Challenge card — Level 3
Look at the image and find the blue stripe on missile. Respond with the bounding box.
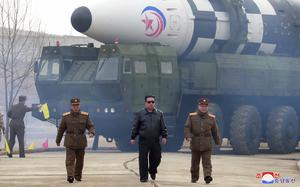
[241,43,261,55]
[208,39,227,52]
[210,0,226,12]
[264,0,297,55]
[243,0,260,14]
[261,15,280,44]
[182,0,217,58]
[182,0,198,58]
[194,11,216,38]
[142,6,166,29]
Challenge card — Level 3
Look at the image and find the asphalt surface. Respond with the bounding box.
[0,151,299,187]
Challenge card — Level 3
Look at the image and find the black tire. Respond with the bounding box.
[266,106,300,154]
[230,105,262,155]
[115,137,138,152]
[208,103,224,154]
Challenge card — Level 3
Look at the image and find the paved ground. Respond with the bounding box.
[0,151,299,187]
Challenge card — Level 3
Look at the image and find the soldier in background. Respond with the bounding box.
[7,96,37,158]
[184,98,221,184]
[56,98,95,183]
[0,112,4,148]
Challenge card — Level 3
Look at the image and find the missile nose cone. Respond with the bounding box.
[71,6,92,33]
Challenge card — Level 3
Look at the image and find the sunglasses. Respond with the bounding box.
[147,101,155,104]
[199,104,208,106]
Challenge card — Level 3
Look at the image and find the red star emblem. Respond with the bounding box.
[142,15,153,31]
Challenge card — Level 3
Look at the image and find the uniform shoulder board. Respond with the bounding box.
[62,112,71,117]
[81,111,89,116]
[189,112,197,116]
[208,113,216,118]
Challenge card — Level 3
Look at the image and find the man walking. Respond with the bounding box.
[7,96,37,158]
[184,98,221,184]
[130,95,168,183]
[56,98,95,183]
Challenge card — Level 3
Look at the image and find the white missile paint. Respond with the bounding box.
[71,0,300,59]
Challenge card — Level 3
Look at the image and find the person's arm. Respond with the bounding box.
[211,119,221,145]
[86,115,95,136]
[25,104,40,112]
[56,116,67,145]
[131,112,140,140]
[184,115,193,140]
[7,109,12,118]
[160,112,168,139]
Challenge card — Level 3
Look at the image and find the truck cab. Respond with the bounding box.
[33,43,182,151]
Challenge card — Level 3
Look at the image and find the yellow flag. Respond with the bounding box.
[3,136,10,154]
[41,103,50,120]
[28,142,35,150]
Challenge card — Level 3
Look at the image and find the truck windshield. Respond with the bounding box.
[95,57,119,81]
[38,58,60,81]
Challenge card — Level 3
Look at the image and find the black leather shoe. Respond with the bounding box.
[191,179,198,183]
[140,179,148,183]
[205,176,213,184]
[67,176,74,183]
[75,175,82,181]
[7,154,12,158]
[150,173,156,180]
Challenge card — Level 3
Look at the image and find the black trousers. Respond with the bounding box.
[9,124,25,157]
[138,138,162,180]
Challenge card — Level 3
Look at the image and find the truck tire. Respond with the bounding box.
[208,103,224,154]
[266,106,300,154]
[230,105,262,155]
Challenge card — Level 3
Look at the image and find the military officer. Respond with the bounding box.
[184,98,221,184]
[7,96,37,158]
[56,98,95,183]
[130,95,168,183]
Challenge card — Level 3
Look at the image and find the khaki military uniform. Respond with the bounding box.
[184,111,221,181]
[56,111,95,178]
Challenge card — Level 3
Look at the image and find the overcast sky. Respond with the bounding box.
[30,0,88,36]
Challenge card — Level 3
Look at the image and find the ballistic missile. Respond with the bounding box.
[71,0,300,59]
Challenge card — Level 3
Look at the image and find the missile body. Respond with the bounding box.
[71,0,300,59]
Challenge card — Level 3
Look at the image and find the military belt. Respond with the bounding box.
[66,132,84,135]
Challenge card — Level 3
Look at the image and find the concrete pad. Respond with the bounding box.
[0,152,299,187]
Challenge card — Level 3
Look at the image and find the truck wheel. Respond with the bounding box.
[115,137,138,152]
[208,103,224,154]
[230,105,262,155]
[266,106,300,154]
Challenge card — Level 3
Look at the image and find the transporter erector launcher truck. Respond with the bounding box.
[33,0,300,154]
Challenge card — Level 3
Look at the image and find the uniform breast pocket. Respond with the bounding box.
[203,123,212,136]
[191,119,201,135]
[78,120,86,132]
